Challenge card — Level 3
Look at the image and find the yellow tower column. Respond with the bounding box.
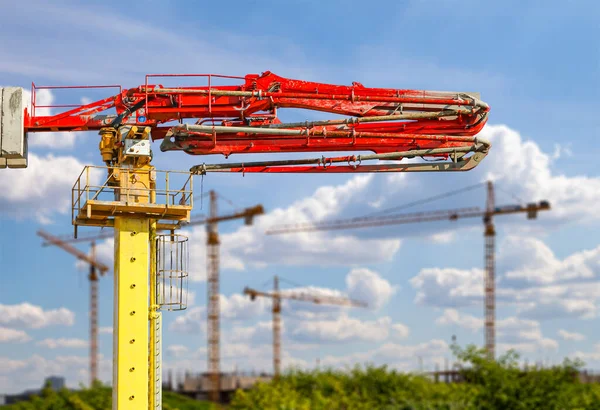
[113,217,150,409]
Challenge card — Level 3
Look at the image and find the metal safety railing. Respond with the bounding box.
[72,166,193,225]
[30,83,121,117]
[143,73,245,116]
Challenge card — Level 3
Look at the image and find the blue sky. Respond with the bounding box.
[1,0,599,393]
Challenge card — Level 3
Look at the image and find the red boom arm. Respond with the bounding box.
[25,72,490,174]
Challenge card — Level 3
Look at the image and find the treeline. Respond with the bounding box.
[231,345,600,410]
[0,382,213,410]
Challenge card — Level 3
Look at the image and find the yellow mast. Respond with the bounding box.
[73,125,192,409]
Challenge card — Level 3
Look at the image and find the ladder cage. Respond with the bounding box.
[156,234,189,311]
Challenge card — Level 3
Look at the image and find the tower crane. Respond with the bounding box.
[204,190,263,402]
[244,276,367,377]
[36,230,110,386]
[1,72,489,409]
[267,181,550,359]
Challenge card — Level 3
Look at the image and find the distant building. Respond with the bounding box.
[180,371,271,403]
[45,376,66,391]
[1,376,67,405]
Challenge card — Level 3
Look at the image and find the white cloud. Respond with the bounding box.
[99,327,112,334]
[185,175,402,276]
[411,267,483,308]
[0,354,111,394]
[0,327,31,343]
[573,344,600,364]
[435,309,482,332]
[517,298,597,321]
[221,293,270,320]
[346,268,397,310]
[428,232,457,244]
[434,309,559,354]
[319,339,449,371]
[411,237,600,321]
[169,306,205,334]
[392,323,410,340]
[20,88,85,149]
[558,329,586,342]
[501,236,600,285]
[0,153,102,223]
[37,338,88,349]
[186,290,197,307]
[169,292,271,334]
[0,357,28,373]
[75,237,113,273]
[0,303,74,329]
[227,321,274,344]
[218,123,600,273]
[291,315,392,343]
[166,345,189,358]
[496,317,558,354]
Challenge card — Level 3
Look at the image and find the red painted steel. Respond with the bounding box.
[24,72,490,172]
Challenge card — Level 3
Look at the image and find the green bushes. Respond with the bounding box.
[0,381,213,410]
[5,346,600,409]
[230,346,600,410]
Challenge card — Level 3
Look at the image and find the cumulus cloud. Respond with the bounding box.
[346,268,397,310]
[428,232,457,244]
[558,329,586,342]
[479,125,600,224]
[291,315,392,343]
[0,153,102,223]
[494,317,558,354]
[173,267,397,337]
[37,338,88,349]
[184,175,402,276]
[221,293,271,320]
[0,354,111,394]
[500,236,600,285]
[169,307,205,334]
[434,309,558,354]
[227,321,274,344]
[319,339,449,371]
[411,267,483,308]
[0,327,31,343]
[412,237,600,322]
[573,344,600,364]
[0,303,74,328]
[392,323,410,340]
[75,237,113,272]
[166,345,189,358]
[435,309,482,332]
[20,88,86,149]
[170,292,271,334]
[196,123,600,274]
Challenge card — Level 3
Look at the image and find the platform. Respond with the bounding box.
[72,166,193,229]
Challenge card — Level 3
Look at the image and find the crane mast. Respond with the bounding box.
[484,181,496,359]
[273,276,282,377]
[90,241,99,385]
[207,191,220,402]
[4,71,490,409]
[203,191,264,402]
[37,230,109,386]
[244,277,367,377]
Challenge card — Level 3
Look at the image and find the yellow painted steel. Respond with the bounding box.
[113,217,150,410]
[149,220,158,409]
